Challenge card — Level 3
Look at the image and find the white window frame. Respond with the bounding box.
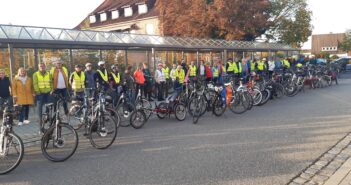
[124,6,133,17]
[100,12,107,22]
[111,10,119,19]
[138,4,148,14]
[89,15,96,23]
[146,23,154,35]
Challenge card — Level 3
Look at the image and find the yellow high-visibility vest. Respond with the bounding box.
[213,68,219,77]
[72,71,85,90]
[189,65,197,77]
[233,62,242,74]
[97,69,108,82]
[227,62,235,72]
[35,71,51,90]
[175,69,185,84]
[283,60,291,68]
[112,72,120,84]
[162,67,170,79]
[257,61,265,71]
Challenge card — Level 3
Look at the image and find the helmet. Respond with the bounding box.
[111,64,117,69]
[98,61,105,66]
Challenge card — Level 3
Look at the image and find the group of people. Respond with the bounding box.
[0,56,295,131]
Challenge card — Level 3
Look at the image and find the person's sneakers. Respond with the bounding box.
[24,120,30,124]
[18,122,23,126]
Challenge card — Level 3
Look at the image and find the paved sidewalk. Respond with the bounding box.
[324,154,351,185]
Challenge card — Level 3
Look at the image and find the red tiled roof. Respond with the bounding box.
[76,0,158,29]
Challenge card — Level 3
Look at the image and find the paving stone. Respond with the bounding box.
[305,168,320,175]
[310,164,324,170]
[310,175,329,184]
[293,177,309,184]
[288,182,300,185]
[324,164,340,171]
[334,155,349,163]
[340,148,351,155]
[300,172,314,180]
[315,161,329,167]
[305,181,318,185]
[317,169,335,177]
[328,149,342,155]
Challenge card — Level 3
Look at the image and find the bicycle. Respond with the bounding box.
[0,98,24,175]
[130,90,187,129]
[68,89,119,149]
[41,94,78,162]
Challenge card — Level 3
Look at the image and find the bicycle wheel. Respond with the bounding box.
[251,89,262,106]
[213,96,226,117]
[229,92,248,114]
[174,103,187,121]
[68,104,84,130]
[156,102,168,119]
[41,123,78,162]
[259,89,271,106]
[117,102,135,127]
[130,110,147,129]
[187,96,206,117]
[192,99,201,124]
[89,112,118,149]
[245,91,254,110]
[135,98,152,120]
[0,132,24,175]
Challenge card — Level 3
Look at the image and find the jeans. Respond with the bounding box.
[19,105,29,122]
[53,88,69,114]
[156,82,165,100]
[36,93,51,125]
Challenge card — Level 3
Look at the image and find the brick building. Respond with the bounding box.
[311,33,351,56]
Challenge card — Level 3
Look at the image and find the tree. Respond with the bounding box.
[265,0,312,47]
[339,32,351,52]
[156,0,313,46]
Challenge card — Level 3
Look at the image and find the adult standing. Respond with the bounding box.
[69,64,86,98]
[123,66,135,101]
[268,58,276,79]
[188,61,197,83]
[155,63,166,101]
[142,63,153,101]
[0,69,12,107]
[162,62,170,98]
[12,68,35,126]
[109,64,122,105]
[134,64,145,100]
[50,59,69,115]
[198,60,206,83]
[84,63,95,97]
[33,62,52,133]
[226,58,235,80]
[94,61,110,91]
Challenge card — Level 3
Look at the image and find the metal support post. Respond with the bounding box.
[124,50,128,67]
[8,44,14,81]
[69,49,73,71]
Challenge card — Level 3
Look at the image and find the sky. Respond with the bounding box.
[0,0,350,49]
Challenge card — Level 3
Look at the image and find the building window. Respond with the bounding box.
[124,6,133,17]
[138,4,148,14]
[111,10,119,19]
[89,15,96,23]
[146,24,154,35]
[100,12,107,22]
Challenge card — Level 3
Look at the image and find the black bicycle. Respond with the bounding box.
[41,94,78,162]
[0,98,24,174]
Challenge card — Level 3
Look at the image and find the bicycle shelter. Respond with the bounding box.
[0,24,299,79]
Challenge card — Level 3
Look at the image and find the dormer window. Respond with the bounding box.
[123,6,133,17]
[89,15,96,23]
[138,4,148,14]
[111,10,119,19]
[100,12,107,22]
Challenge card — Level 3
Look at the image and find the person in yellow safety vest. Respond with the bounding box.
[226,58,235,77]
[250,59,257,75]
[69,64,86,97]
[187,61,197,83]
[212,63,219,83]
[50,59,69,115]
[94,61,109,91]
[108,64,121,105]
[257,59,266,76]
[283,58,291,68]
[174,65,185,92]
[162,62,171,98]
[33,62,52,133]
[234,59,243,75]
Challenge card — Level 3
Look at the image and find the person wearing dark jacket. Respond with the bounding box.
[123,66,135,101]
[142,63,153,101]
[84,63,95,97]
[94,61,109,91]
[0,69,12,107]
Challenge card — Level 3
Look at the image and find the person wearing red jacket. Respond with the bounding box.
[205,62,212,84]
[133,64,145,100]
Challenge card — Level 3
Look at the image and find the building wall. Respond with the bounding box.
[87,17,160,35]
[311,33,346,55]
